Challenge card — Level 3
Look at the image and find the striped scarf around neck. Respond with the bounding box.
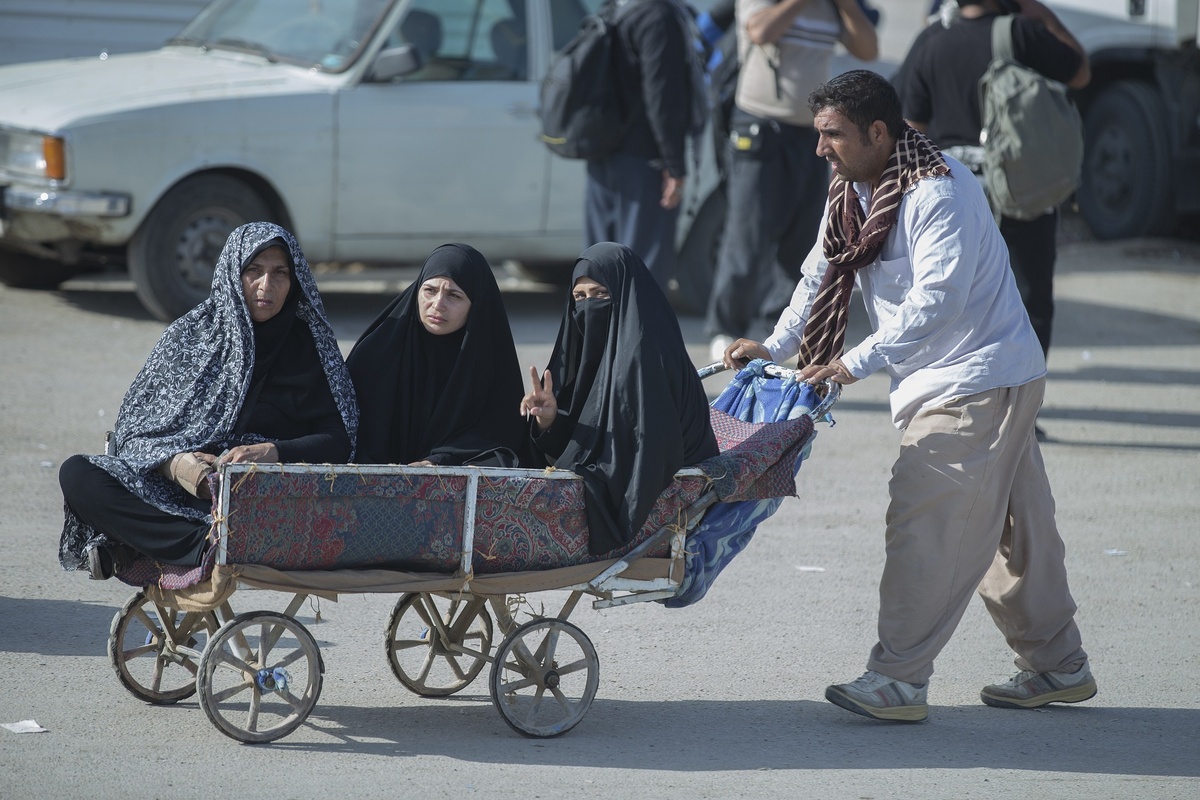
[797,125,949,368]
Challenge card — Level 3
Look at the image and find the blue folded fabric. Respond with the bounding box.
[666,360,825,607]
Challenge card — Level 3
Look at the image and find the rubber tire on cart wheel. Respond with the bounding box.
[1078,81,1176,240]
[673,188,726,316]
[128,174,273,321]
[0,250,85,289]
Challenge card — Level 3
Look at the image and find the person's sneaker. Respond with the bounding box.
[825,670,929,722]
[981,663,1097,709]
[709,334,734,364]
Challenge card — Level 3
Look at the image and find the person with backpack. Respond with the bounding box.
[718,69,1095,723]
[894,0,1090,441]
[704,0,877,363]
[578,0,707,292]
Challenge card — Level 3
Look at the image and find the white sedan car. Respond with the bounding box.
[2,0,716,320]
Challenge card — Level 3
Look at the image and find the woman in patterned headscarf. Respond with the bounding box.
[520,242,718,555]
[58,222,359,580]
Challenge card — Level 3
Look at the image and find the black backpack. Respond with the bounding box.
[538,1,640,160]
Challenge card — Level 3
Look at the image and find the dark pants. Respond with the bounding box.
[1000,210,1057,356]
[59,455,209,566]
[706,110,826,340]
[585,151,678,291]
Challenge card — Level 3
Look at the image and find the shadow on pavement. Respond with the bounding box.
[1047,365,1200,387]
[55,287,157,322]
[0,596,119,657]
[831,397,1200,451]
[1057,237,1200,276]
[1052,298,1200,349]
[252,697,1198,778]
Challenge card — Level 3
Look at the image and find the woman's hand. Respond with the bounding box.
[161,451,217,500]
[520,366,558,432]
[217,442,280,464]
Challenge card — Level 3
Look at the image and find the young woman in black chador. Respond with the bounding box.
[58,222,358,579]
[346,243,531,467]
[521,242,718,554]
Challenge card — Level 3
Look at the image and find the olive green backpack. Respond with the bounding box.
[979,15,1083,220]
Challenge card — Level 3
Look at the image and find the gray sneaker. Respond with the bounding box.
[981,663,1097,709]
[825,670,929,722]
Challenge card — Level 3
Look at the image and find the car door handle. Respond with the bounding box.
[507,102,536,117]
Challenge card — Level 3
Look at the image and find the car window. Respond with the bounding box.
[177,0,392,71]
[386,0,529,81]
[548,0,602,52]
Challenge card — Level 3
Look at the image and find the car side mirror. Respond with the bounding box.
[367,44,422,82]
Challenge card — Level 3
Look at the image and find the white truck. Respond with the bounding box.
[1048,0,1200,238]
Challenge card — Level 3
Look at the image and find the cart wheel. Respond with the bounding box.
[385,592,493,697]
[488,618,599,738]
[108,591,217,704]
[197,611,323,743]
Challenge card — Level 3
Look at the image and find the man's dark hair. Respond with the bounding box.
[808,69,905,139]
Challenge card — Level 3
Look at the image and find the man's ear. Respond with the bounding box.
[869,119,889,144]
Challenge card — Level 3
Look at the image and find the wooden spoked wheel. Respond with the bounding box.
[488,618,599,737]
[197,611,323,743]
[108,591,217,704]
[385,592,493,697]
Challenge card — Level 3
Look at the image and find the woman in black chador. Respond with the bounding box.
[58,222,358,579]
[521,242,718,554]
[346,243,531,467]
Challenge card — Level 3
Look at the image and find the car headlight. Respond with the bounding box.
[0,129,66,182]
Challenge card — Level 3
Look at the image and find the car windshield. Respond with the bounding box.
[171,0,395,71]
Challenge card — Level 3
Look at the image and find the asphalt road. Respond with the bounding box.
[1,224,1198,799]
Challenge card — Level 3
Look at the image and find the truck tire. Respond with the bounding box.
[673,188,726,316]
[128,175,274,321]
[0,250,84,289]
[1078,81,1176,240]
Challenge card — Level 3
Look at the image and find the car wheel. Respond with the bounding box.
[673,187,727,316]
[1078,81,1176,240]
[0,250,85,289]
[128,175,274,321]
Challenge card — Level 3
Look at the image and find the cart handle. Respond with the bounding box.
[697,361,841,421]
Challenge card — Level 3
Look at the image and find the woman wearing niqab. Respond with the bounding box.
[521,242,718,554]
[346,243,531,467]
[58,222,358,578]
